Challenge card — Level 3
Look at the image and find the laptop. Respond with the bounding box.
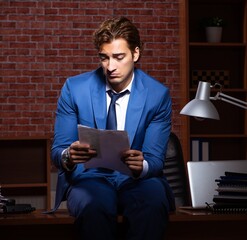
[186,160,247,209]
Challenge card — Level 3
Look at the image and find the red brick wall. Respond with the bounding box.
[0,0,182,138]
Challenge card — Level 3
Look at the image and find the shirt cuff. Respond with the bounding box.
[139,159,149,178]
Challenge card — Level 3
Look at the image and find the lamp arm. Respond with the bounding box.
[210,92,247,110]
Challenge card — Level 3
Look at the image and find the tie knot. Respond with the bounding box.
[107,90,128,104]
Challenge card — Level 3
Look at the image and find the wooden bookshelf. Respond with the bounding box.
[0,136,51,210]
[179,0,247,162]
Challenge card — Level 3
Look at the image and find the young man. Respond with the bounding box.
[51,17,175,240]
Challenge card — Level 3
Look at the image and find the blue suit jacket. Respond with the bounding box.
[51,67,172,211]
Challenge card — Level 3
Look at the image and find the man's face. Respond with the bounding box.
[98,38,140,92]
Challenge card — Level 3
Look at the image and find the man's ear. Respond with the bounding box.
[133,47,140,62]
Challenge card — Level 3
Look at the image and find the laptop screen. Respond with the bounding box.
[187,160,247,208]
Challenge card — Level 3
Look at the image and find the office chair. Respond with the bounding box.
[163,132,189,207]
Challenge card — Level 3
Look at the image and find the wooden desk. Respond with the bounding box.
[0,210,78,240]
[1,209,247,240]
[166,210,247,240]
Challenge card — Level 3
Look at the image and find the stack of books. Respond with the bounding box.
[213,171,247,213]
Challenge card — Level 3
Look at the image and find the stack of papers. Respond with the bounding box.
[78,125,132,176]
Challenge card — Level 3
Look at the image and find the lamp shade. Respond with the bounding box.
[180,81,220,120]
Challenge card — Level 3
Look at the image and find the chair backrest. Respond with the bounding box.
[163,132,189,207]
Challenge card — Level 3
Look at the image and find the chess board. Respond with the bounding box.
[191,70,230,88]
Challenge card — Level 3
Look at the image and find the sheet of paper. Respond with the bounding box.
[78,125,132,176]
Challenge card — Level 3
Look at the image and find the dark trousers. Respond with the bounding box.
[66,171,173,240]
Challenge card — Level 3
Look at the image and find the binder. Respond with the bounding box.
[190,139,210,161]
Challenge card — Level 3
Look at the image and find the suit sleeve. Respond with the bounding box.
[142,87,172,178]
[51,79,79,170]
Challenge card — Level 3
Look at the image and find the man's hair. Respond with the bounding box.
[93,17,143,55]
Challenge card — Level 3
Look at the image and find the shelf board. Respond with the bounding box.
[189,88,247,92]
[1,183,48,188]
[0,135,52,141]
[189,42,246,47]
[190,134,247,138]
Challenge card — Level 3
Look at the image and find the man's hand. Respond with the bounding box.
[67,141,97,166]
[122,149,144,177]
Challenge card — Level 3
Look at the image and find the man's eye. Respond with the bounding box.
[116,55,124,61]
[99,55,108,61]
[117,56,124,61]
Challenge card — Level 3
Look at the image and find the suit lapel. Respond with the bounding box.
[125,72,147,146]
[91,71,107,129]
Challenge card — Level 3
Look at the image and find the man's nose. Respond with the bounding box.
[107,58,116,72]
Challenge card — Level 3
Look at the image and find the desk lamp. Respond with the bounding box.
[180,81,247,120]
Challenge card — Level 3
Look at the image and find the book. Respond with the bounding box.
[202,141,209,161]
[215,178,247,186]
[216,186,247,193]
[191,139,200,161]
[213,194,247,203]
[212,203,247,213]
[224,171,247,178]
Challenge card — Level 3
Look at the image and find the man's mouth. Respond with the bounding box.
[108,74,119,79]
